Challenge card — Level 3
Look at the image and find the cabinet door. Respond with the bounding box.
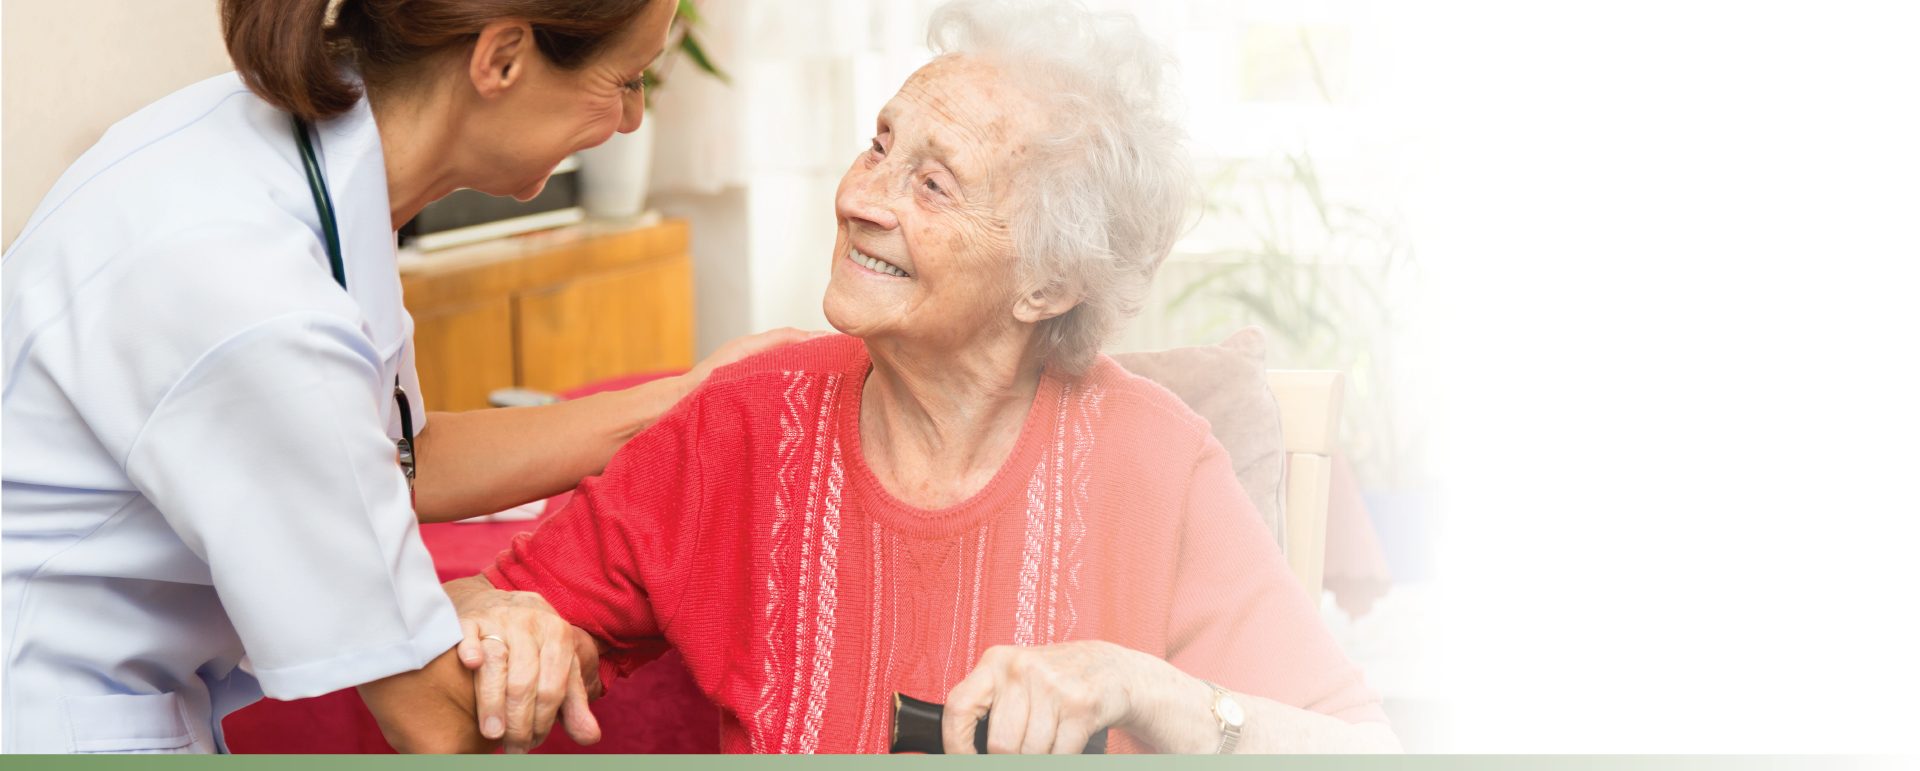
[411,299,517,412]
[515,256,695,393]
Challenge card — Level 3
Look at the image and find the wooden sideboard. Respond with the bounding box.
[399,218,695,412]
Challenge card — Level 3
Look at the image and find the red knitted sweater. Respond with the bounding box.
[485,335,1384,753]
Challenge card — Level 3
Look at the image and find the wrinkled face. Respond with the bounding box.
[469,0,676,200]
[823,56,1047,348]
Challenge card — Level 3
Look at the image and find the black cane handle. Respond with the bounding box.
[889,692,1109,754]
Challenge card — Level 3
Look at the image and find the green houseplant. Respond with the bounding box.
[1158,21,1423,493]
[1166,150,1419,490]
[642,0,729,105]
[578,0,729,218]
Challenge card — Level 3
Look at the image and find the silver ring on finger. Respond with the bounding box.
[480,634,509,651]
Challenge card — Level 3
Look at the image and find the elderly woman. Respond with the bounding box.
[371,0,1399,754]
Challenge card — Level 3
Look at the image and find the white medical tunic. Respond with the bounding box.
[2,73,460,753]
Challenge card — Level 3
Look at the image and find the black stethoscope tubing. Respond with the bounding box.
[292,115,416,493]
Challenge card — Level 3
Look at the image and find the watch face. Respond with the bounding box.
[1219,695,1246,726]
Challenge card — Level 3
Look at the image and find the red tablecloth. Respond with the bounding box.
[223,372,721,754]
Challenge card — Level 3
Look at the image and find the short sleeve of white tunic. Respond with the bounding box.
[0,72,460,702]
[122,308,456,697]
[87,213,456,697]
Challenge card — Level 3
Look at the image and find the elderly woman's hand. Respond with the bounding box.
[947,641,1402,755]
[943,640,1154,754]
[446,576,602,753]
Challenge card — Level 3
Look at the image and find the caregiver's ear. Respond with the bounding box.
[468,20,535,97]
[1013,282,1080,324]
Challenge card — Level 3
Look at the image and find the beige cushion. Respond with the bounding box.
[1112,327,1284,537]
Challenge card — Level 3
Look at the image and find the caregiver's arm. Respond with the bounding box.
[359,647,496,754]
[447,575,604,753]
[359,577,602,754]
[411,328,814,523]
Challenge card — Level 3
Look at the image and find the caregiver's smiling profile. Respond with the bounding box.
[1,0,802,755]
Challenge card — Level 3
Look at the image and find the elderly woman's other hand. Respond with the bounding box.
[445,576,602,753]
[945,639,1404,754]
[942,640,1152,754]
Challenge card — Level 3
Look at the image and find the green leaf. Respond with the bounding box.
[1285,153,1335,232]
[677,0,703,26]
[679,32,729,84]
[1223,287,1286,331]
[1297,26,1337,104]
[641,68,663,109]
[1168,145,1420,489]
[1165,262,1251,311]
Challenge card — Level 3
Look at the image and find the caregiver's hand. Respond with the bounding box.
[447,576,602,753]
[682,327,829,386]
[943,640,1153,754]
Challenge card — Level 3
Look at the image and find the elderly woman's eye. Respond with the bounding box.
[923,177,944,195]
[869,138,885,156]
[621,78,643,94]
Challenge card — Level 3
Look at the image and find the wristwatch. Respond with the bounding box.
[1203,680,1244,754]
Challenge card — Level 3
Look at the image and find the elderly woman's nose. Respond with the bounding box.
[836,170,901,231]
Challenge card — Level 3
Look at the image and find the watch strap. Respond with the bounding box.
[1203,681,1241,754]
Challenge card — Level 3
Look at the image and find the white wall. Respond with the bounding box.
[2,0,232,248]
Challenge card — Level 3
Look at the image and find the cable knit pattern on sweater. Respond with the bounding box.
[486,335,1384,753]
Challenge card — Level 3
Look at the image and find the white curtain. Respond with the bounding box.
[649,0,1409,353]
[649,0,942,347]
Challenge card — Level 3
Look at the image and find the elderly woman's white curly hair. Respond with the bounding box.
[928,0,1196,374]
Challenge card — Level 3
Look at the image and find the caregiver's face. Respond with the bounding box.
[470,0,677,201]
[823,56,1042,345]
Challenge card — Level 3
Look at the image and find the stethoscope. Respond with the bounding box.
[293,116,417,493]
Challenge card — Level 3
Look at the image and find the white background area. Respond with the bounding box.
[1378,0,1920,752]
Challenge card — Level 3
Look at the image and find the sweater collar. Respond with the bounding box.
[837,343,1070,540]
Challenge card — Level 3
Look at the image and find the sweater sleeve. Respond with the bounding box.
[1165,435,1388,724]
[483,390,712,676]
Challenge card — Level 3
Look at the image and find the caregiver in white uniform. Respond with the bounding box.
[2,0,796,754]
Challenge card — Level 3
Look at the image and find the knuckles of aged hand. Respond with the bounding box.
[454,587,596,752]
[572,627,606,699]
[949,640,1140,754]
[463,588,558,618]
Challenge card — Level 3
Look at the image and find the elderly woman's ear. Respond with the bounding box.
[1013,283,1081,324]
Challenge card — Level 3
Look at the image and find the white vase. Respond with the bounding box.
[576,118,657,219]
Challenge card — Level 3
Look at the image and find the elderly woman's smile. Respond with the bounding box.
[847,244,911,278]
